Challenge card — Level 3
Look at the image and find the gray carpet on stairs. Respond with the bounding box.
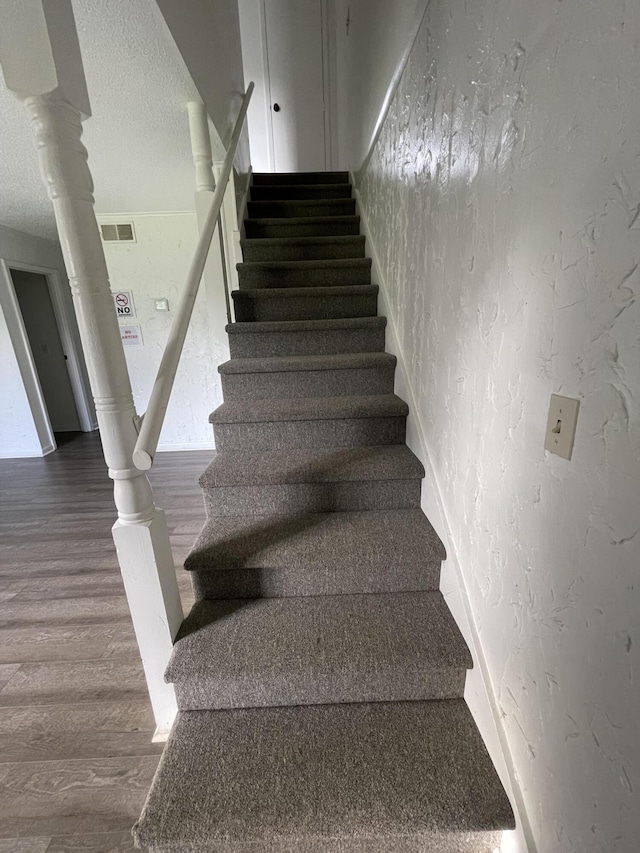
[133,700,514,852]
[232,283,378,322]
[210,394,409,451]
[167,590,471,709]
[237,258,372,289]
[244,214,361,239]
[240,234,366,262]
[186,508,445,599]
[134,171,515,852]
[226,316,386,358]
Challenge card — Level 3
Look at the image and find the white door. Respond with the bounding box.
[264,0,327,172]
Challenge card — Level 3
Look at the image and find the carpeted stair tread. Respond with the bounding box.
[219,350,394,375]
[232,284,377,300]
[250,183,353,200]
[237,258,372,290]
[210,394,408,425]
[248,199,356,219]
[185,508,445,598]
[199,445,424,488]
[226,317,386,358]
[187,507,445,569]
[244,214,361,239]
[165,591,472,709]
[253,171,350,185]
[132,699,515,851]
[226,316,385,336]
[238,258,370,270]
[240,235,366,262]
[232,284,378,322]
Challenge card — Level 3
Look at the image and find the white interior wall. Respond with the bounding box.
[353,0,640,851]
[154,0,248,169]
[99,212,222,452]
[332,0,428,170]
[0,224,93,457]
[0,295,40,458]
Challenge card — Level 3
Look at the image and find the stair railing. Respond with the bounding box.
[133,82,254,472]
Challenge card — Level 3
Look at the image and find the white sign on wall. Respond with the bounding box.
[120,324,143,346]
[113,290,136,318]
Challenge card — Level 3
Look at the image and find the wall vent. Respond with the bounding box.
[100,222,136,243]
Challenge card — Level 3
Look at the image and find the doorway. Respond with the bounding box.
[240,0,335,173]
[10,269,81,436]
[0,259,95,457]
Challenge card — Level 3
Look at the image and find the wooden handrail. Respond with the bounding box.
[133,83,254,471]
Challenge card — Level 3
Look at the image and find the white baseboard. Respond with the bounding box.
[156,441,215,453]
[0,447,47,458]
[352,177,534,853]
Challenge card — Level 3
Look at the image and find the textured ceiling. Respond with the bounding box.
[0,0,204,241]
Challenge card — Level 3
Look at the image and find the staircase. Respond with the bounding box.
[133,172,515,852]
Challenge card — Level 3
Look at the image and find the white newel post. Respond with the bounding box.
[0,3,182,735]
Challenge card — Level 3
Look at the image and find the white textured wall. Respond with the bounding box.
[357,1,640,851]
[0,295,40,457]
[100,213,221,451]
[155,0,248,169]
[333,0,428,170]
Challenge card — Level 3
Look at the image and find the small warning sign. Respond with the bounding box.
[113,290,136,318]
[120,324,143,346]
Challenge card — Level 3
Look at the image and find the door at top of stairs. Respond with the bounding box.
[243,0,329,172]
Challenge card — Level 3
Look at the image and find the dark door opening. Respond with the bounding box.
[10,268,81,439]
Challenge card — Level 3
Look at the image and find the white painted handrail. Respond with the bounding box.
[133,83,254,471]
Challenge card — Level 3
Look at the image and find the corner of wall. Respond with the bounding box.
[352,175,534,853]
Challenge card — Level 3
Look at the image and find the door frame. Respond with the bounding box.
[0,259,96,454]
[243,0,337,172]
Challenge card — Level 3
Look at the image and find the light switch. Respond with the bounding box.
[544,394,580,460]
[155,298,169,312]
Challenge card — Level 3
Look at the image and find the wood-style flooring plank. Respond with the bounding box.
[0,701,162,762]
[0,659,149,707]
[0,433,211,851]
[0,624,136,664]
[46,831,137,852]
[0,838,51,852]
[0,755,159,838]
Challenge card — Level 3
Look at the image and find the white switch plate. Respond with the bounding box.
[544,394,580,460]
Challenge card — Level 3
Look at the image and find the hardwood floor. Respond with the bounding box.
[0,432,212,852]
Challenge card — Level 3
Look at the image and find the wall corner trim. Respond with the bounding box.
[352,175,536,853]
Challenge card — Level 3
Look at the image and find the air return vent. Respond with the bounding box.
[100,222,136,242]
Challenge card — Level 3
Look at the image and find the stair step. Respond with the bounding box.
[252,170,350,185]
[233,284,378,322]
[241,234,366,262]
[186,507,445,599]
[133,700,514,851]
[210,394,408,451]
[237,258,372,289]
[251,183,353,200]
[166,591,471,710]
[199,445,423,516]
[227,316,386,358]
[245,214,361,239]
[248,198,356,219]
[218,351,395,400]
